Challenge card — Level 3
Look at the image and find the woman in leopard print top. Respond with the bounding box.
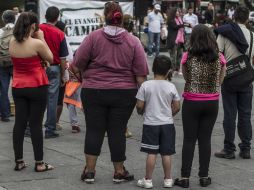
[174,24,226,188]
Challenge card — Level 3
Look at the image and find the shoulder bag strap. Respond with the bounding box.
[248,30,253,59]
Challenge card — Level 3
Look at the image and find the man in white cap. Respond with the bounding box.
[147,3,164,57]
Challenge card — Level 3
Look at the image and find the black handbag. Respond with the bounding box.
[223,30,254,92]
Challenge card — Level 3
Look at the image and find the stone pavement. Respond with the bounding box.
[1,55,254,190]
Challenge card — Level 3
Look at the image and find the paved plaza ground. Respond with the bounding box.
[1,55,254,190]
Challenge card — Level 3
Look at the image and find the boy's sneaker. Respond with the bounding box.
[81,169,95,184]
[164,178,173,188]
[125,129,132,138]
[137,178,153,189]
[113,167,134,183]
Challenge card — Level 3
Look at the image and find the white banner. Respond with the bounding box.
[39,0,134,50]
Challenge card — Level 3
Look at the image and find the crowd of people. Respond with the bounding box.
[0,1,253,189]
[145,3,237,75]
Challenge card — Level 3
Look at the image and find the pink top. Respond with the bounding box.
[181,52,227,101]
[72,28,149,89]
[12,56,49,88]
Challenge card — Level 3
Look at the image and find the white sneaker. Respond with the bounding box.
[137,178,153,189]
[164,178,173,188]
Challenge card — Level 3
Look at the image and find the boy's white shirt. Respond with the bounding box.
[136,80,180,125]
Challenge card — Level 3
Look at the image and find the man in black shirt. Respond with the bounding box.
[205,3,214,24]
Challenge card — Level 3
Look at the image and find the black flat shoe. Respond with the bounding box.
[214,149,235,159]
[174,178,189,188]
[239,150,251,159]
[200,177,211,187]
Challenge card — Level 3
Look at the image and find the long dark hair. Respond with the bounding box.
[189,24,219,63]
[13,12,39,43]
[123,14,134,32]
[167,8,177,25]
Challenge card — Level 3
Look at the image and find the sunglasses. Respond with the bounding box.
[105,1,119,8]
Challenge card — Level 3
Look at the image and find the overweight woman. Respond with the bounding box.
[71,2,148,184]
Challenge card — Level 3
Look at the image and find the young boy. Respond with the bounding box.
[136,55,181,188]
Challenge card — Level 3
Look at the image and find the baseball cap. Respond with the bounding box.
[154,4,161,11]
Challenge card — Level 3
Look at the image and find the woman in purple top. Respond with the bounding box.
[71,2,148,184]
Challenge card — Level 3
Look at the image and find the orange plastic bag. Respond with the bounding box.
[65,81,81,97]
[64,97,82,108]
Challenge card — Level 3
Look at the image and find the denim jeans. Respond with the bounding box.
[148,32,160,56]
[0,66,12,119]
[67,87,81,126]
[222,83,253,153]
[45,65,60,133]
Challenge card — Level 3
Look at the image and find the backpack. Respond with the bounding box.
[0,26,13,67]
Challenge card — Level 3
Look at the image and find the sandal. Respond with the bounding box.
[34,162,54,172]
[14,160,28,171]
[72,125,81,133]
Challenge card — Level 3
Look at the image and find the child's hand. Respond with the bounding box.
[172,100,180,116]
[136,107,144,115]
[136,100,145,115]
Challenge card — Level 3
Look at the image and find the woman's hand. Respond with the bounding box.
[33,29,44,40]
[41,60,50,68]
[136,76,147,87]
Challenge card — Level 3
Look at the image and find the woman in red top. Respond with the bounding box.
[9,12,54,172]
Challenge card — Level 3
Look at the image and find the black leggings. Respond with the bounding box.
[181,100,218,178]
[81,88,137,162]
[12,86,48,161]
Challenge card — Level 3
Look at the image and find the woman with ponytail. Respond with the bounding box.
[9,12,54,172]
[71,2,149,184]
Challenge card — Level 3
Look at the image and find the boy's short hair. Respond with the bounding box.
[45,6,60,23]
[152,55,172,80]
